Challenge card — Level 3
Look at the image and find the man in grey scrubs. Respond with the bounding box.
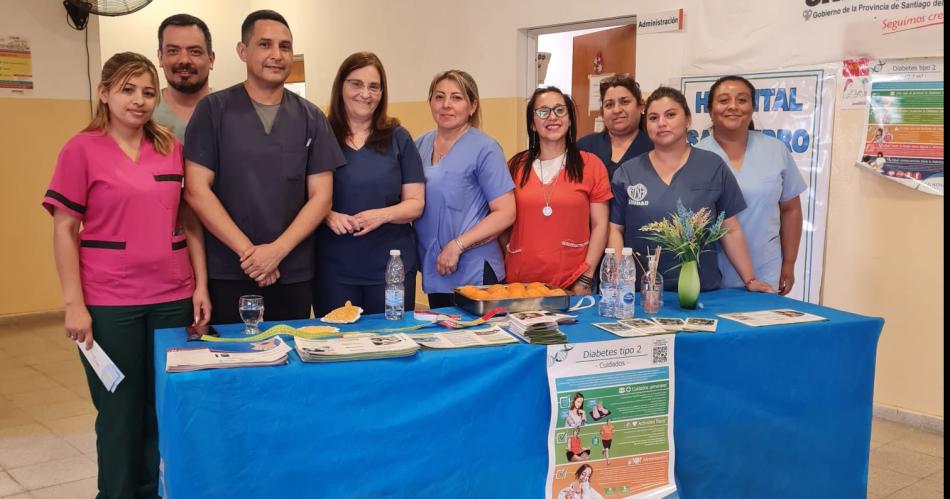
[153,14,215,140]
[183,10,345,323]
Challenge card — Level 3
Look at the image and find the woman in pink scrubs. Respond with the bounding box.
[42,52,209,499]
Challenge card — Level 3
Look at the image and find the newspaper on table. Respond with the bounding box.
[295,333,419,362]
[717,309,827,327]
[505,310,570,345]
[77,340,124,392]
[407,325,518,349]
[166,336,291,372]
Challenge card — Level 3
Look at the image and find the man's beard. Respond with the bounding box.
[168,70,209,94]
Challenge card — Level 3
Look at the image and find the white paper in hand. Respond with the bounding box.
[76,340,125,393]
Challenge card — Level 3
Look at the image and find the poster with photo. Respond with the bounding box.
[545,337,676,499]
[855,57,943,196]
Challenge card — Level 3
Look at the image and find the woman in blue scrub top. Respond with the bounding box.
[696,76,806,295]
[578,75,653,180]
[414,70,516,308]
[313,52,426,315]
[607,87,774,293]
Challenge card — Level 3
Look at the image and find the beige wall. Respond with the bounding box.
[823,108,944,418]
[1,1,101,316]
[83,0,950,420]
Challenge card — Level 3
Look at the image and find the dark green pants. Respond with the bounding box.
[80,298,192,499]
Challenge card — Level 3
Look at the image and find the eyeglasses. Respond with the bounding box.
[345,79,382,95]
[534,105,568,119]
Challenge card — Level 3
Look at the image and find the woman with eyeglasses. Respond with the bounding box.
[578,75,653,180]
[414,70,515,309]
[695,76,806,295]
[503,87,610,295]
[313,52,426,315]
[608,87,774,294]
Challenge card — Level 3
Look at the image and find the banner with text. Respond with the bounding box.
[681,67,836,304]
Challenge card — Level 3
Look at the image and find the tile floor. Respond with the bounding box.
[0,314,944,498]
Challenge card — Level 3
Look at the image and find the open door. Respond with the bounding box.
[571,25,636,137]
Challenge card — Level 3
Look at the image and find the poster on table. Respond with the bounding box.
[680,66,835,304]
[545,336,676,499]
[855,57,943,196]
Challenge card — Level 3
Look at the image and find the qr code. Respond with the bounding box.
[652,340,668,364]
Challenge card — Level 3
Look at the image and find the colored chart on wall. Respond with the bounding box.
[855,57,943,196]
[0,35,32,94]
[681,66,836,304]
[545,337,676,499]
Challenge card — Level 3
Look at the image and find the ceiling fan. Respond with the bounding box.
[64,0,154,30]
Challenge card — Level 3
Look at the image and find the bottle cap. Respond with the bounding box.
[390,249,401,256]
[604,248,616,254]
[621,247,633,256]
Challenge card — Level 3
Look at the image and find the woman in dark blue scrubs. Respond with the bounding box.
[578,75,653,180]
[313,52,425,315]
[607,87,774,294]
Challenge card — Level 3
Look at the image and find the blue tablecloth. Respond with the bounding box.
[154,289,882,498]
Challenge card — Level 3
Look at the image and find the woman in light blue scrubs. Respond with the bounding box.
[696,76,806,295]
[414,70,516,308]
[314,52,425,315]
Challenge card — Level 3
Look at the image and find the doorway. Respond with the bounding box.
[528,17,638,139]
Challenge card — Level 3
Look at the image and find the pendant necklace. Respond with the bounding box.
[538,155,565,217]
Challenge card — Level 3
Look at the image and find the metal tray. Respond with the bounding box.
[452,285,570,315]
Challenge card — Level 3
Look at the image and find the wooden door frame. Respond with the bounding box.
[518,15,639,148]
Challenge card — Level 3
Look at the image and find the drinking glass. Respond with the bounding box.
[238,295,264,335]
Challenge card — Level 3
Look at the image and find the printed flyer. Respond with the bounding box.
[856,57,944,196]
[546,337,676,499]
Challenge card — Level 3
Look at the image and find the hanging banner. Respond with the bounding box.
[681,66,835,304]
[545,336,676,499]
[855,57,943,196]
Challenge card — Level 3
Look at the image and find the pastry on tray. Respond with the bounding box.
[321,300,363,324]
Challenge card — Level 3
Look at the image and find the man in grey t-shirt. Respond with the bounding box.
[154,14,215,141]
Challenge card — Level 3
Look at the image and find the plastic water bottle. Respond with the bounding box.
[385,249,405,320]
[599,248,618,318]
[616,247,637,319]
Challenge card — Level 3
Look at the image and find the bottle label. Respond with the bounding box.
[622,291,636,304]
[385,289,403,305]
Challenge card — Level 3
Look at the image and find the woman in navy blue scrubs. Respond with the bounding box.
[313,52,425,315]
[578,75,653,180]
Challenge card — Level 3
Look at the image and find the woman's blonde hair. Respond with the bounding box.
[427,69,481,128]
[84,52,175,155]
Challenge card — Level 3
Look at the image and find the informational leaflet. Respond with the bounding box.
[295,333,419,362]
[407,326,517,349]
[856,57,944,196]
[718,309,827,327]
[77,340,124,392]
[546,336,676,499]
[166,337,291,372]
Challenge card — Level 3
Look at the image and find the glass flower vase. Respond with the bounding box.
[677,260,700,309]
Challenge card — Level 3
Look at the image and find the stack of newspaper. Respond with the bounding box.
[295,333,419,362]
[166,337,292,372]
[505,311,568,344]
[407,325,518,349]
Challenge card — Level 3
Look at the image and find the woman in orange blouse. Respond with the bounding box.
[503,87,611,294]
